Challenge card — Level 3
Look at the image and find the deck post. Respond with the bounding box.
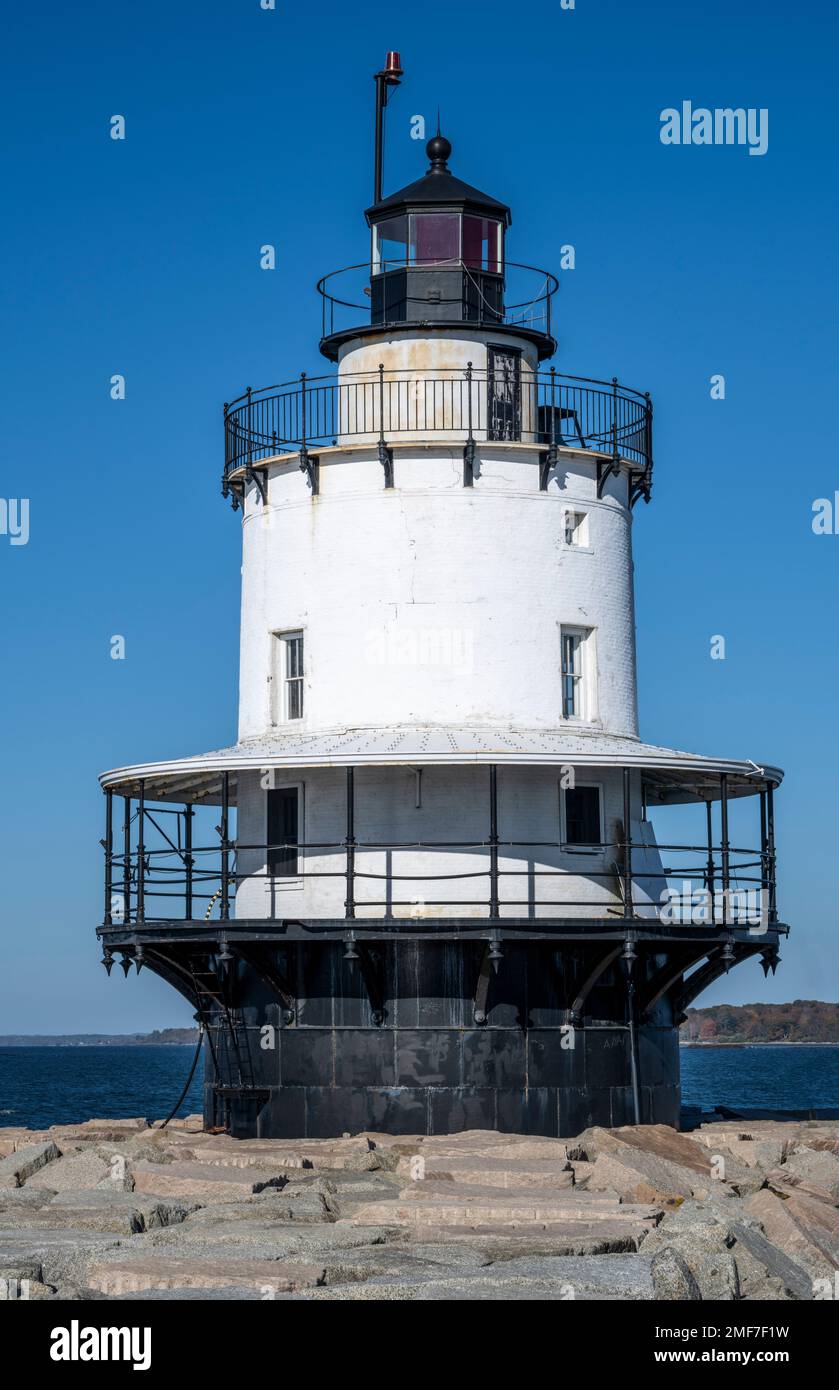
[767,781,777,924]
[184,803,194,920]
[122,796,131,924]
[104,790,113,926]
[489,764,500,917]
[622,767,633,919]
[705,797,715,904]
[136,779,145,923]
[220,772,230,921]
[720,772,730,927]
[344,767,356,919]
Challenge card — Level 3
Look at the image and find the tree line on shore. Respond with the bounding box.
[680,1000,839,1044]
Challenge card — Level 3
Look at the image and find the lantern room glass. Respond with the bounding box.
[463,215,502,273]
[373,213,503,273]
[412,213,459,265]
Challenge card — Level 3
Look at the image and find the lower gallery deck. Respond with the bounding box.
[95,738,786,1137]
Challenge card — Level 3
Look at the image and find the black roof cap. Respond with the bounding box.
[365,133,511,226]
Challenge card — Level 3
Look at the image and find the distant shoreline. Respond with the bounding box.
[680,1040,839,1048]
[2,1039,838,1048]
[0,1031,198,1048]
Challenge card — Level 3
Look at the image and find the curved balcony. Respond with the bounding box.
[96,764,786,1019]
[222,367,653,502]
[317,259,559,357]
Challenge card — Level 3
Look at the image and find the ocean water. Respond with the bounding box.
[0,1044,838,1132]
[0,1046,204,1131]
[679,1044,839,1113]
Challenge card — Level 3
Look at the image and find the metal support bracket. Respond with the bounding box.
[245,465,268,507]
[463,440,476,488]
[357,943,386,1026]
[629,469,651,508]
[473,942,493,1025]
[378,441,394,489]
[596,455,622,499]
[539,443,557,492]
[569,944,623,1024]
[299,449,320,496]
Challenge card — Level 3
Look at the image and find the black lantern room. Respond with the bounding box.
[365,133,511,329]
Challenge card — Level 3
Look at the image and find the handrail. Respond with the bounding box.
[316,258,559,316]
[103,832,774,928]
[222,366,654,489]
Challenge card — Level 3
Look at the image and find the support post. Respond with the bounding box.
[104,790,113,926]
[720,772,730,927]
[123,796,131,924]
[622,767,633,919]
[298,372,319,495]
[463,361,475,486]
[378,364,394,486]
[766,781,777,924]
[489,765,500,918]
[220,772,230,922]
[759,787,768,927]
[610,376,621,485]
[373,54,402,205]
[184,803,194,921]
[705,798,715,903]
[137,779,145,924]
[344,767,356,920]
[539,365,558,490]
[624,939,641,1124]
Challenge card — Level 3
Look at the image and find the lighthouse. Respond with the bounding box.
[96,57,788,1139]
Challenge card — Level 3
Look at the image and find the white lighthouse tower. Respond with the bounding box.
[97,57,788,1139]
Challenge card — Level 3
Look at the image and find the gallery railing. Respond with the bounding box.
[222,368,653,487]
[100,779,778,931]
[316,259,559,342]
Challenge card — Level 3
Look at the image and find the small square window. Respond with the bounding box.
[564,510,588,546]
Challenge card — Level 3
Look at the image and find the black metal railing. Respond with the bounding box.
[100,779,779,932]
[317,260,559,341]
[223,368,653,486]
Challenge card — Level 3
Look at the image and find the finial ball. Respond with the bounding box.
[426,133,452,165]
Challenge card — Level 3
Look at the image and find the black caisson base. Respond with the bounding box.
[198,939,681,1138]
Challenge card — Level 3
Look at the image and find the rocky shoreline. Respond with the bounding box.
[1,1117,837,1301]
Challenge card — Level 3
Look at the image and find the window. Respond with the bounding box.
[563,785,602,847]
[412,213,460,265]
[560,625,595,721]
[372,215,411,272]
[561,630,582,718]
[463,216,502,273]
[267,787,299,876]
[273,631,304,722]
[372,213,503,273]
[564,510,588,547]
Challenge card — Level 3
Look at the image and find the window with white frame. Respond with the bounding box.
[564,510,588,547]
[273,631,304,722]
[560,626,594,720]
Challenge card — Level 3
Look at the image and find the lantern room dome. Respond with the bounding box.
[365,134,512,225]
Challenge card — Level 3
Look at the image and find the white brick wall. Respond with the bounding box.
[237,444,638,741]
[234,764,648,921]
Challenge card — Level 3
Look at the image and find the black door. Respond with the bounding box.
[487,346,521,441]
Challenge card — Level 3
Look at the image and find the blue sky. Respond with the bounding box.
[1,0,837,1031]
